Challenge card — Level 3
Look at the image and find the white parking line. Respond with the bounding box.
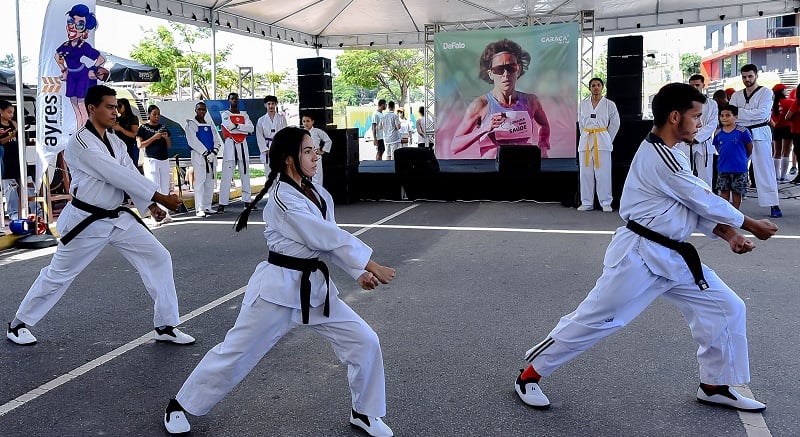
[0,203,419,417]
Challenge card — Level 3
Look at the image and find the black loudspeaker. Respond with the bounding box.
[606,75,643,120]
[297,57,332,75]
[496,145,541,175]
[394,147,440,200]
[608,35,643,57]
[323,163,359,204]
[606,55,643,77]
[298,91,333,109]
[326,128,359,167]
[298,74,333,92]
[299,108,333,126]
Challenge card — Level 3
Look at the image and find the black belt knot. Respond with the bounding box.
[60,197,151,245]
[626,221,708,290]
[268,251,330,324]
[746,121,769,130]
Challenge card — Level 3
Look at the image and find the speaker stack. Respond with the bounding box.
[297,57,334,127]
[322,128,360,204]
[606,35,644,121]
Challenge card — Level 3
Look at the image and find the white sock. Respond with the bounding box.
[774,159,781,179]
[780,157,789,179]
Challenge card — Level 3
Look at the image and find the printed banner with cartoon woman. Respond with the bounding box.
[36,1,109,185]
[435,24,578,159]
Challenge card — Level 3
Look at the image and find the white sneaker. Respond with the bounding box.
[203,209,217,215]
[164,399,191,434]
[7,322,37,345]
[514,373,550,408]
[602,206,613,212]
[350,410,393,437]
[161,215,174,224]
[154,326,195,345]
[696,385,766,412]
[576,205,593,211]
[195,210,207,218]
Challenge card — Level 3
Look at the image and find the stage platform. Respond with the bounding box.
[357,158,582,203]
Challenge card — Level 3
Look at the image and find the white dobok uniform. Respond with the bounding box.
[176,176,387,418]
[675,98,718,187]
[309,126,333,185]
[185,117,222,213]
[219,110,254,206]
[14,122,181,328]
[729,86,778,207]
[525,133,754,386]
[255,112,287,166]
[578,96,620,209]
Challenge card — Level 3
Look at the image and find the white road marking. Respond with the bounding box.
[0,203,421,417]
[733,385,773,437]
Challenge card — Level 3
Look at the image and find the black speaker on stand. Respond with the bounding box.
[394,147,440,200]
[298,57,334,128]
[606,36,644,121]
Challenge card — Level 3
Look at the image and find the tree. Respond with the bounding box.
[0,53,29,68]
[130,24,237,99]
[276,88,297,104]
[580,49,607,99]
[335,49,424,107]
[680,53,702,80]
[262,71,286,95]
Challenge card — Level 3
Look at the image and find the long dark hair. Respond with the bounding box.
[234,127,312,231]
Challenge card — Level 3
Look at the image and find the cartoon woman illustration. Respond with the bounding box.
[55,4,106,130]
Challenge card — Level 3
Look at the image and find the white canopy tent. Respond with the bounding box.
[98,0,800,49]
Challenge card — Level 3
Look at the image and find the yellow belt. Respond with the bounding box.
[583,127,608,168]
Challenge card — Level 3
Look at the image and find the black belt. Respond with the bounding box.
[268,251,330,324]
[60,197,151,245]
[746,121,769,130]
[232,141,248,175]
[626,221,708,290]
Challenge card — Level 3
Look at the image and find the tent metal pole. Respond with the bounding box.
[211,15,217,100]
[14,0,28,219]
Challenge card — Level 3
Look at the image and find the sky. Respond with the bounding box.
[2,0,708,86]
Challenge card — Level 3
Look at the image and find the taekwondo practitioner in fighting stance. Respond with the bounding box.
[577,77,620,212]
[217,92,254,213]
[729,64,782,218]
[255,95,287,166]
[164,127,397,436]
[6,85,195,346]
[676,74,718,188]
[515,83,778,413]
[185,101,222,217]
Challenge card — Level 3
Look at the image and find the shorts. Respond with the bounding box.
[375,139,385,154]
[773,126,792,141]
[716,172,749,195]
[385,142,401,158]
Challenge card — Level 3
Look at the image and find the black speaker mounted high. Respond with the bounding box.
[298,74,333,92]
[298,108,334,126]
[298,91,333,109]
[606,55,644,77]
[297,57,332,76]
[495,145,541,176]
[607,35,643,57]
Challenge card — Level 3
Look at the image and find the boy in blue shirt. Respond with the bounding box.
[713,105,753,209]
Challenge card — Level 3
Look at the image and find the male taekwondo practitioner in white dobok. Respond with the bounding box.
[164,127,396,436]
[515,83,778,414]
[185,101,222,217]
[6,85,195,346]
[577,77,620,212]
[255,95,287,166]
[676,74,718,188]
[729,64,782,218]
[217,92,255,213]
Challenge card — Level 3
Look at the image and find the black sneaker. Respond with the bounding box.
[216,205,225,213]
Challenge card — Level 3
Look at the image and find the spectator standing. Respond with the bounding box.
[218,93,255,213]
[255,95,287,166]
[398,108,412,148]
[417,106,433,149]
[371,100,386,160]
[185,101,222,217]
[0,100,20,221]
[114,98,141,173]
[714,105,753,209]
[136,105,172,226]
[770,84,792,182]
[381,101,401,160]
[577,78,620,212]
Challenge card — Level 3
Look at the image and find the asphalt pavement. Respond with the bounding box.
[0,192,798,436]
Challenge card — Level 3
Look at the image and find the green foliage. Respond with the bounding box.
[580,49,607,99]
[335,49,423,107]
[0,54,28,68]
[679,53,702,80]
[277,88,297,103]
[130,24,237,99]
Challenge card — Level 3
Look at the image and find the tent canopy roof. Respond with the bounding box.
[102,0,799,48]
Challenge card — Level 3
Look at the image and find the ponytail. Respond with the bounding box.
[234,169,279,232]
